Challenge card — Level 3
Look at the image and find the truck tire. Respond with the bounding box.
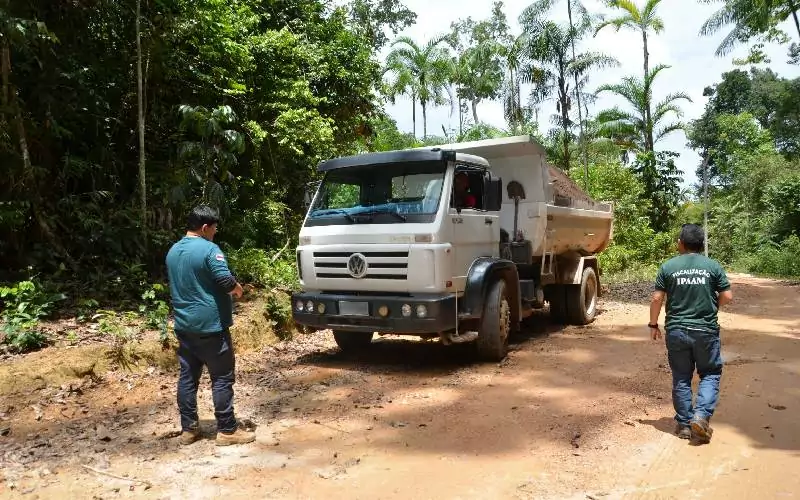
[476,278,511,362]
[566,267,598,325]
[332,330,373,352]
[547,284,568,324]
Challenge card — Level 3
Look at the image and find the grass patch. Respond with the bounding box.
[602,263,660,285]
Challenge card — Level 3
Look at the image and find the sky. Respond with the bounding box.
[375,0,798,191]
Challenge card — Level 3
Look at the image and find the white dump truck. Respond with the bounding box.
[291,135,614,361]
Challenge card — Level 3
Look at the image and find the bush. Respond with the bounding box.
[0,279,65,352]
[735,235,800,278]
[227,247,299,291]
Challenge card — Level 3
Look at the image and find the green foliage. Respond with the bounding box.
[227,248,299,291]
[140,283,170,345]
[0,280,65,352]
[95,309,141,367]
[570,161,675,274]
[631,151,683,233]
[0,0,381,288]
[735,235,800,278]
[265,292,294,340]
[763,174,800,240]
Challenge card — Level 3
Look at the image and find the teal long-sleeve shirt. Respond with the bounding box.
[166,236,236,333]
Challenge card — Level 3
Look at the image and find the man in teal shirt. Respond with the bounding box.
[166,205,254,446]
[649,224,733,444]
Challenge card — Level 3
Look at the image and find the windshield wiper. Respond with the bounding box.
[361,208,407,221]
[313,209,356,222]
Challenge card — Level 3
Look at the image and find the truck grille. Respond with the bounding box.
[313,251,408,280]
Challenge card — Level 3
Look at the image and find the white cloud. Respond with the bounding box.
[379,0,798,192]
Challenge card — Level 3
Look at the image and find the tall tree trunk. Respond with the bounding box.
[566,0,589,188]
[471,99,479,124]
[458,98,463,136]
[642,30,654,152]
[136,0,147,233]
[790,1,800,39]
[412,94,417,138]
[559,87,571,170]
[422,101,428,139]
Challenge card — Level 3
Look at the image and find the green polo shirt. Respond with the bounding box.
[654,253,731,332]
[166,236,235,333]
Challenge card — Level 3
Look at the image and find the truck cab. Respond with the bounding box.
[291,136,614,361]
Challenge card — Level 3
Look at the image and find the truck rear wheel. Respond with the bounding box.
[332,330,373,352]
[566,267,598,325]
[476,278,511,362]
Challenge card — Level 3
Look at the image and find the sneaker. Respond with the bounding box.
[675,424,692,440]
[690,417,713,444]
[179,429,201,445]
[216,427,256,446]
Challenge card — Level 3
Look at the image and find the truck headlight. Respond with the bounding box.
[306,300,314,312]
[295,300,304,311]
[416,305,428,318]
[401,304,412,317]
[317,303,326,314]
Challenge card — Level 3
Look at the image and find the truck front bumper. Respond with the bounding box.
[291,292,457,334]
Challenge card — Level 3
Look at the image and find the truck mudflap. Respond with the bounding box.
[461,257,521,328]
[291,292,457,334]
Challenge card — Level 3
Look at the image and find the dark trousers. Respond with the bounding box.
[665,328,723,427]
[175,329,238,433]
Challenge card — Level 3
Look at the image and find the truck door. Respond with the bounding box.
[448,165,498,289]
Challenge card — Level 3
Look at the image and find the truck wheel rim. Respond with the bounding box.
[500,297,510,342]
[584,274,597,317]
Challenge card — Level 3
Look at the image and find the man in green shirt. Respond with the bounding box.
[649,224,733,444]
[166,205,254,446]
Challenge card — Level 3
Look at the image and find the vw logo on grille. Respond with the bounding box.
[347,253,368,279]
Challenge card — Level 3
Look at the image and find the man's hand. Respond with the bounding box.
[650,326,662,341]
[230,282,243,299]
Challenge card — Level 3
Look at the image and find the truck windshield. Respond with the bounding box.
[305,160,446,226]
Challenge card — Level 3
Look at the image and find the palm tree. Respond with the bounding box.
[501,33,527,132]
[698,0,800,57]
[594,64,692,152]
[386,36,453,139]
[522,0,593,179]
[594,0,665,152]
[383,62,418,138]
[520,17,619,169]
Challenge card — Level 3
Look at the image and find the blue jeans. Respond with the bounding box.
[176,329,238,433]
[665,328,723,426]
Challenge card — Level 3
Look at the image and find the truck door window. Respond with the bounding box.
[452,167,485,210]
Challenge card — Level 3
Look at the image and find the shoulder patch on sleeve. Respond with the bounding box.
[215,253,225,261]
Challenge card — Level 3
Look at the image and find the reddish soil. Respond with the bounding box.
[548,165,596,206]
[1,274,799,499]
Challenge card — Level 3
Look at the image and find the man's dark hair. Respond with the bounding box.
[187,205,220,231]
[679,223,705,253]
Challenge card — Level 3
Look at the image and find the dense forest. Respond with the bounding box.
[1,0,798,352]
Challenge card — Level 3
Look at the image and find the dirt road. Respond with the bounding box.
[1,274,799,499]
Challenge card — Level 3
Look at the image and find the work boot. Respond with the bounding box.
[216,427,256,446]
[690,417,713,444]
[179,428,201,445]
[675,424,692,440]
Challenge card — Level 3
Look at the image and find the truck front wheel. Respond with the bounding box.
[332,330,374,352]
[476,278,511,362]
[566,266,598,325]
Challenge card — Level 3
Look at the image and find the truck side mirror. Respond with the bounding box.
[485,176,502,212]
[303,180,321,209]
